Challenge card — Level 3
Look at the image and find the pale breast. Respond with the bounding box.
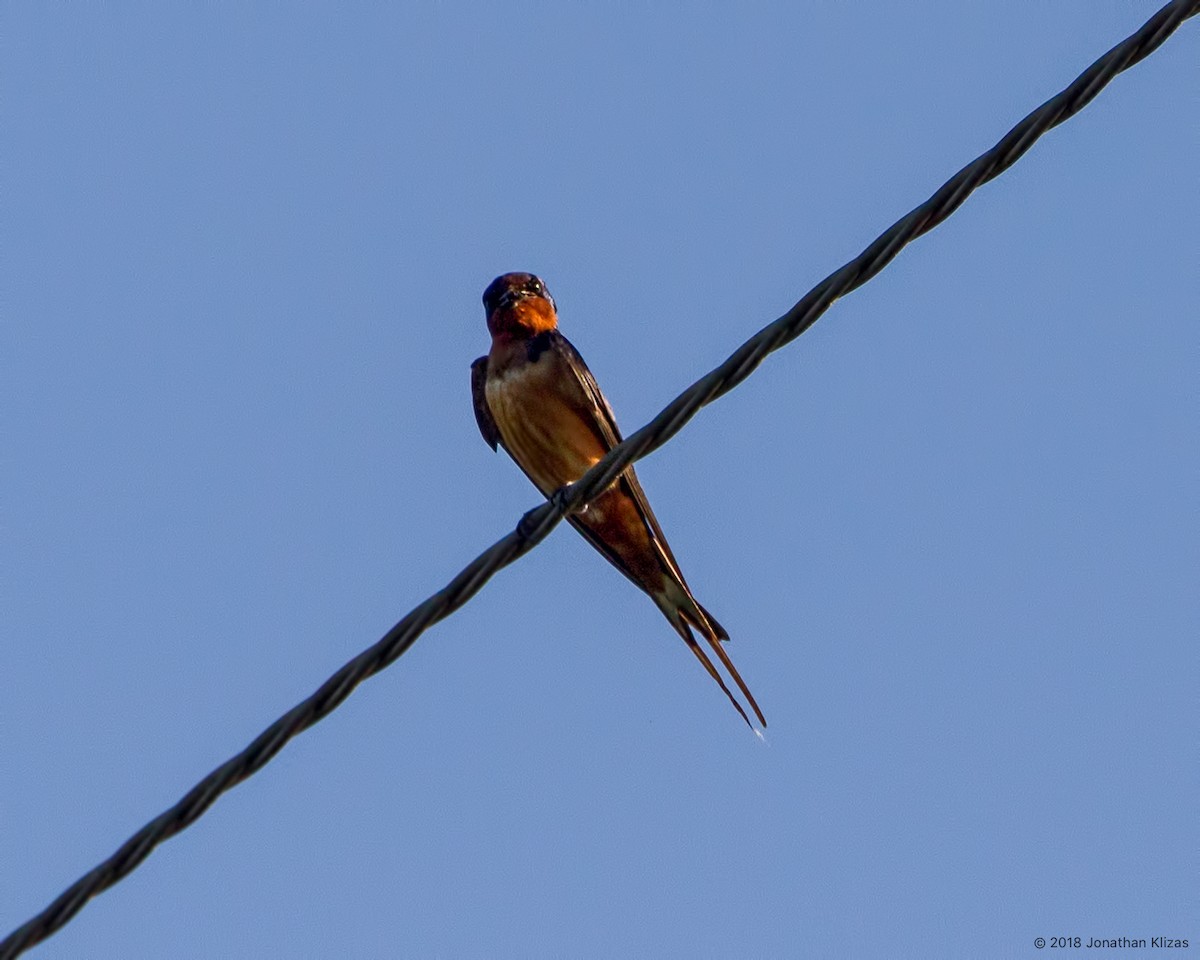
[485,351,608,497]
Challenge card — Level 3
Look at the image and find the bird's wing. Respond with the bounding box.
[470,356,501,451]
[556,333,764,726]
[545,332,694,590]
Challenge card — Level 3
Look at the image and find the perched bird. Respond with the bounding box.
[471,272,765,729]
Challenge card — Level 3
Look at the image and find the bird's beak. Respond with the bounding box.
[497,288,532,310]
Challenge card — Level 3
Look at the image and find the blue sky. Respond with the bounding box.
[4,4,1196,958]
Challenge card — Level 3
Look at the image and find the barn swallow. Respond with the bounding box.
[471,272,765,729]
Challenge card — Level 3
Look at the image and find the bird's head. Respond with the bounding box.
[483,272,558,339]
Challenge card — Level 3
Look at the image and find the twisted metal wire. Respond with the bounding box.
[4,2,1195,956]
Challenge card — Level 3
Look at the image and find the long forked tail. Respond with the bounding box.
[664,599,767,730]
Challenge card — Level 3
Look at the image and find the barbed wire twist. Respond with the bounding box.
[3,2,1196,956]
